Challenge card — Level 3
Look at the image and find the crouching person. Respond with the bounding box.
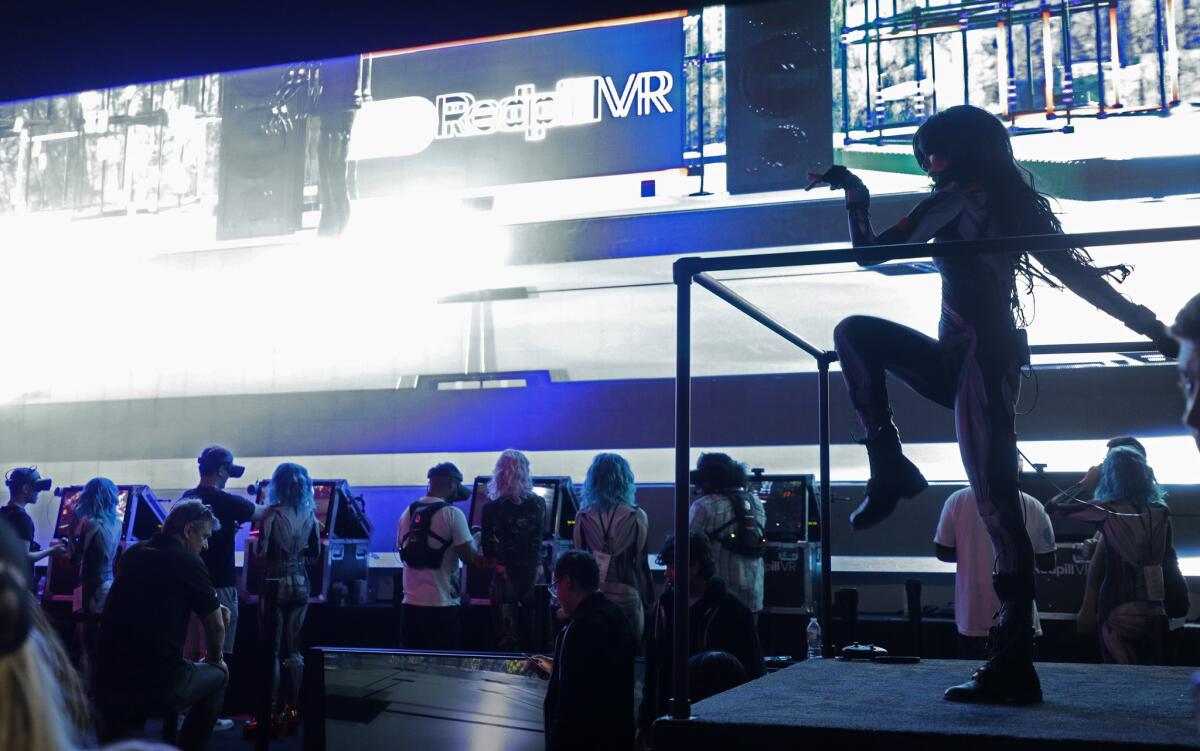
[93,500,230,751]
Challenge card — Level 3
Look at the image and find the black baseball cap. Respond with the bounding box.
[428,462,464,482]
[198,446,246,478]
[5,467,51,493]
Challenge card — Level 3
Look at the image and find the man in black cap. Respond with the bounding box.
[179,446,264,663]
[396,462,477,650]
[0,467,67,589]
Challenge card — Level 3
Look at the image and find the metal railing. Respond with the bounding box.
[668,223,1200,721]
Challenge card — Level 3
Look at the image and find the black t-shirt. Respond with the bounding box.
[0,504,40,585]
[95,533,220,694]
[180,486,256,588]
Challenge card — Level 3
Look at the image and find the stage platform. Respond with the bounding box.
[653,659,1200,751]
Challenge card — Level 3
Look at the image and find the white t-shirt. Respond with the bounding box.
[934,488,1056,638]
[397,496,474,608]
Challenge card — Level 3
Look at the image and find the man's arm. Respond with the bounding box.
[933,496,958,562]
[29,544,66,563]
[201,605,228,669]
[450,508,477,565]
[1029,495,1058,573]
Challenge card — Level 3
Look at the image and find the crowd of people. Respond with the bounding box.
[1,102,1199,750]
[0,447,322,751]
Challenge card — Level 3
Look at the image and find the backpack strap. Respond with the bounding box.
[404,501,452,547]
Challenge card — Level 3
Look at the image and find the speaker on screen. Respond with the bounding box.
[725,0,833,195]
[216,65,308,241]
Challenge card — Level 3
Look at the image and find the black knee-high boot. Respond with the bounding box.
[944,573,1042,705]
[849,421,929,530]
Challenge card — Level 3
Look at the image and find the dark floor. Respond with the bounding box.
[139,717,302,751]
[654,659,1200,751]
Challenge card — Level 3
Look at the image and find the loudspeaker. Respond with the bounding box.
[216,64,307,240]
[725,0,832,194]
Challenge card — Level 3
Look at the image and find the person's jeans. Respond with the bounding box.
[98,661,228,751]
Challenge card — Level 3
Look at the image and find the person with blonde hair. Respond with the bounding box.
[0,521,91,751]
[481,449,545,651]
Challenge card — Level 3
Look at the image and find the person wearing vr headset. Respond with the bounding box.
[178,446,265,663]
[1,466,67,590]
[396,462,478,650]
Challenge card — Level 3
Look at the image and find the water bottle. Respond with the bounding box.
[806,617,823,659]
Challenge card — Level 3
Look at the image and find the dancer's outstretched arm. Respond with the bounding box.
[1032,250,1178,357]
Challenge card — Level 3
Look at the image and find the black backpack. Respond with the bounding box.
[399,501,452,569]
[711,492,764,558]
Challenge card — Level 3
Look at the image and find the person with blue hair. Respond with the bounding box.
[1049,447,1188,663]
[253,462,319,733]
[72,477,122,679]
[73,478,121,616]
[574,453,654,642]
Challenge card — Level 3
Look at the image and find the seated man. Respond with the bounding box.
[544,550,636,751]
[935,483,1057,659]
[640,532,765,741]
[93,500,230,751]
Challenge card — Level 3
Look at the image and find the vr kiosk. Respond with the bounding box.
[43,484,167,606]
[239,479,372,605]
[747,470,821,616]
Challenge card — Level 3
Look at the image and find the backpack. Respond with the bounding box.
[399,501,452,570]
[711,492,764,558]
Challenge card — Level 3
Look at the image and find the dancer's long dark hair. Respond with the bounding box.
[913,105,1128,325]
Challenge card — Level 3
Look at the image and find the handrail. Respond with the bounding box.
[673,225,1200,279]
[694,273,828,361]
[667,223,1196,723]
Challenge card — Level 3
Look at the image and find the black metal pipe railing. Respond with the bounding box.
[694,273,825,359]
[673,225,1200,278]
[667,223,1200,722]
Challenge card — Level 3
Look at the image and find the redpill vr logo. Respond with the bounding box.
[350,71,675,159]
[437,71,674,142]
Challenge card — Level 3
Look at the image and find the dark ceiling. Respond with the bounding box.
[2,1,752,104]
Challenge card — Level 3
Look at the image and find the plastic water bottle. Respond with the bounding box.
[806,617,823,659]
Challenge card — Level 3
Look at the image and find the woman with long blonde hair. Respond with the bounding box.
[481,449,545,651]
[1,523,91,751]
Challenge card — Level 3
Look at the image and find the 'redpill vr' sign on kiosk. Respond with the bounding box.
[350,14,686,194]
